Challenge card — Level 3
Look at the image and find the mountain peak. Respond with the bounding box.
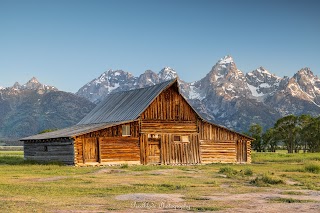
[12,82,21,89]
[28,77,39,84]
[158,67,178,80]
[24,77,42,89]
[218,55,234,65]
[21,77,57,91]
[296,67,313,77]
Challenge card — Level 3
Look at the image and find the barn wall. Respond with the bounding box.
[140,86,201,164]
[24,140,74,165]
[140,133,201,165]
[199,121,251,163]
[74,121,140,165]
[141,86,197,121]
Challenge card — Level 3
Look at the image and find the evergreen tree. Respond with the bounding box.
[248,124,264,152]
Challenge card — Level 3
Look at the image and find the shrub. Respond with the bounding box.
[243,168,253,176]
[120,164,129,169]
[269,197,312,203]
[250,174,284,186]
[219,166,238,177]
[304,163,320,174]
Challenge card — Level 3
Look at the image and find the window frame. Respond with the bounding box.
[173,135,190,143]
[122,125,131,136]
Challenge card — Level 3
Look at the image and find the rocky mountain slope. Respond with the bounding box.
[2,56,318,139]
[0,78,95,139]
[76,56,320,132]
[76,67,179,103]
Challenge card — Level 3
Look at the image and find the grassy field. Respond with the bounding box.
[0,151,320,212]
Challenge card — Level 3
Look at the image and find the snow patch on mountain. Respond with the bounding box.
[188,83,204,100]
[218,55,233,65]
[247,83,264,97]
[158,67,178,81]
[75,55,320,132]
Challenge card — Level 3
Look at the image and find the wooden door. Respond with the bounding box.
[236,140,247,163]
[83,138,99,163]
[148,138,161,164]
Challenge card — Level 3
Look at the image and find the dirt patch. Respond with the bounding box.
[94,169,125,174]
[29,176,68,182]
[116,193,184,202]
[285,179,300,185]
[209,189,320,213]
[148,169,178,176]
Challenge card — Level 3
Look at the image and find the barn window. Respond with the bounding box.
[148,134,159,138]
[122,125,131,136]
[174,135,181,142]
[173,135,190,143]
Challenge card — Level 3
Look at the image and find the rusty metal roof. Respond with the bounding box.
[78,79,177,125]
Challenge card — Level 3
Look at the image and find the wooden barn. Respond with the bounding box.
[21,79,252,165]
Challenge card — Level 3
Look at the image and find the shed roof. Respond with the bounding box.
[21,121,134,140]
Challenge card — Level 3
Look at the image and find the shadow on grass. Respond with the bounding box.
[0,156,63,166]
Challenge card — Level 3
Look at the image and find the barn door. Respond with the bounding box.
[148,137,161,164]
[83,138,99,163]
[236,140,247,163]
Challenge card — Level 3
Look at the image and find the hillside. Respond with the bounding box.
[0,78,95,139]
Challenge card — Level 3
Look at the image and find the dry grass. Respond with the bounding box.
[0,151,320,212]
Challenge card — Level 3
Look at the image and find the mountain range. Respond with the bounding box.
[1,55,319,139]
[0,78,95,140]
[76,55,320,131]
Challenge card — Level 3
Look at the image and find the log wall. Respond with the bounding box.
[199,121,251,163]
[74,121,140,165]
[99,137,140,163]
[24,140,74,165]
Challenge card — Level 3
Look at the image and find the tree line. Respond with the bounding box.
[247,115,320,153]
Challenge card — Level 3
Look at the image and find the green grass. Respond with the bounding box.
[280,191,306,195]
[250,174,285,186]
[269,197,313,203]
[219,166,238,177]
[0,150,320,212]
[252,152,320,163]
[304,163,320,173]
[189,206,222,211]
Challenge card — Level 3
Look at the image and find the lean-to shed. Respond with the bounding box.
[21,79,252,165]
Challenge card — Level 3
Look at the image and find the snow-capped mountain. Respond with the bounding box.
[246,67,282,100]
[2,55,319,139]
[185,56,280,130]
[76,55,320,132]
[76,70,137,103]
[0,78,95,139]
[76,67,181,103]
[158,67,178,81]
[1,77,58,94]
[263,68,320,116]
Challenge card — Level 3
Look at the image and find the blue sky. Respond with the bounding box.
[1,0,319,92]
